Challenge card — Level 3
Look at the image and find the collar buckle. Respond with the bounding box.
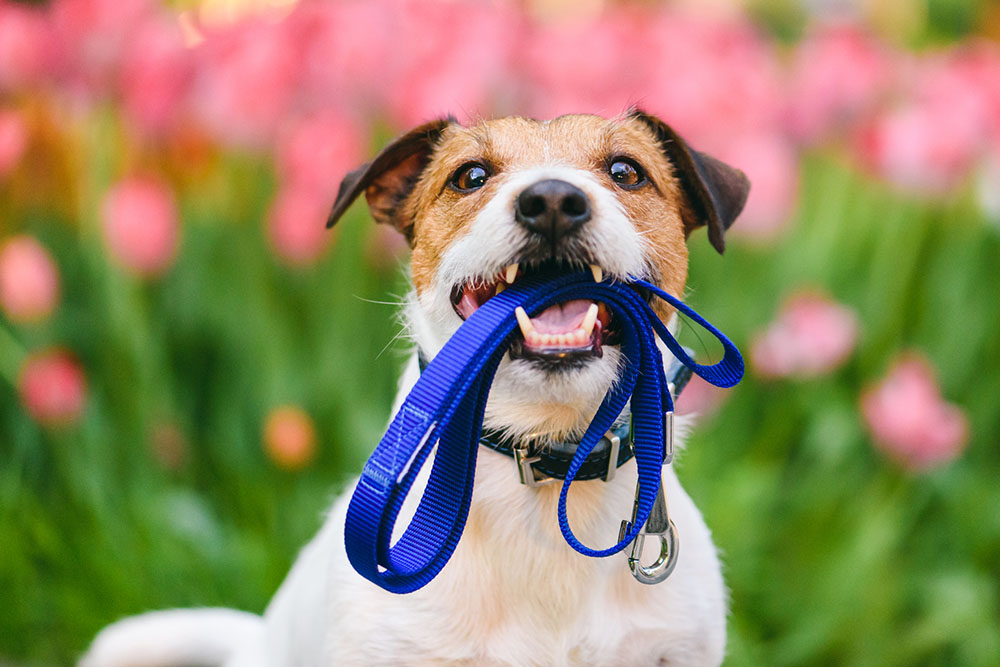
[513,429,622,487]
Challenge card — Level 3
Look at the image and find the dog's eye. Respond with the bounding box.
[608,159,646,189]
[450,163,490,192]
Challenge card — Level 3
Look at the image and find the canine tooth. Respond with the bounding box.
[505,263,518,283]
[589,264,603,283]
[515,306,534,337]
[495,282,505,294]
[581,303,599,336]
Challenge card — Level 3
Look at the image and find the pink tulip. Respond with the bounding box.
[786,22,892,144]
[264,405,317,470]
[521,8,655,119]
[191,16,301,148]
[381,1,521,127]
[284,0,399,113]
[275,111,363,199]
[674,374,728,420]
[100,176,180,277]
[48,0,157,103]
[267,185,333,267]
[18,348,87,427]
[751,290,858,379]
[718,133,799,240]
[0,235,60,324]
[0,2,54,91]
[641,11,784,147]
[119,15,193,136]
[857,45,1000,195]
[0,108,28,177]
[861,353,968,471]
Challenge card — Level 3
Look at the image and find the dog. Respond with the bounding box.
[82,110,749,667]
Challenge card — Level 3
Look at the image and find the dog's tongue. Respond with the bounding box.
[530,299,592,333]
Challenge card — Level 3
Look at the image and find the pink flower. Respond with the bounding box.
[0,235,60,324]
[861,353,968,471]
[857,45,1000,195]
[48,0,157,104]
[380,1,521,127]
[0,2,54,91]
[267,185,333,267]
[191,16,302,148]
[751,290,859,379]
[674,375,729,420]
[118,15,194,136]
[275,111,363,199]
[718,133,799,240]
[521,8,656,119]
[641,11,785,146]
[100,176,180,277]
[0,108,28,177]
[284,1,397,113]
[263,405,317,470]
[18,348,87,427]
[786,22,893,145]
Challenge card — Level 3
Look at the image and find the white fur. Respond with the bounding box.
[81,159,727,667]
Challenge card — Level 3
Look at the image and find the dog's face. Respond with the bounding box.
[328,111,748,439]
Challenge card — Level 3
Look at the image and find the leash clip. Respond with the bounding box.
[618,413,679,584]
[618,476,680,585]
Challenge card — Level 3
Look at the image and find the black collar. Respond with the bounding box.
[416,350,693,482]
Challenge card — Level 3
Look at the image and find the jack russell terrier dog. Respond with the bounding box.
[83,110,749,667]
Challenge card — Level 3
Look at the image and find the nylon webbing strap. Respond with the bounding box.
[344,271,743,593]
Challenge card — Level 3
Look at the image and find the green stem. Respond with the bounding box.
[0,321,26,387]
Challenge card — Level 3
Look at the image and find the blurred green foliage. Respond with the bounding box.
[2,115,999,665]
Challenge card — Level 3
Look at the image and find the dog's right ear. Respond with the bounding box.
[326,118,454,239]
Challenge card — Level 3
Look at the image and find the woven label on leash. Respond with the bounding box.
[344,270,743,594]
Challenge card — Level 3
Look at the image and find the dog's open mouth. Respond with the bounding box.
[450,262,623,363]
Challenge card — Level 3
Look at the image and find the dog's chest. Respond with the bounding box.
[319,458,725,666]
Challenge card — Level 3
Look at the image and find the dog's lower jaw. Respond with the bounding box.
[261,352,727,667]
[405,294,627,441]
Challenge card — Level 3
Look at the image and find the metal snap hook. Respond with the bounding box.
[626,516,679,584]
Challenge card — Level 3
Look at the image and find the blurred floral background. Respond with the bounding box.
[1,0,999,663]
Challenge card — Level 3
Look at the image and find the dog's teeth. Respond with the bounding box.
[495,282,505,294]
[589,264,603,283]
[555,334,567,346]
[581,303,599,337]
[515,306,534,339]
[505,263,518,284]
[541,334,554,346]
[574,329,587,345]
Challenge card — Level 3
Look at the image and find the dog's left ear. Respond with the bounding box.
[326,117,455,240]
[630,110,750,254]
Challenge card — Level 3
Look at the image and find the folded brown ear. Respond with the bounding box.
[326,118,455,239]
[629,110,750,254]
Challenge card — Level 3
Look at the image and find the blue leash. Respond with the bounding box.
[344,270,743,594]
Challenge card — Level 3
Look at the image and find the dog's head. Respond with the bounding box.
[328,111,748,439]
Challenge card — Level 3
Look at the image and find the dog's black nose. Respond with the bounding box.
[515,179,591,243]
